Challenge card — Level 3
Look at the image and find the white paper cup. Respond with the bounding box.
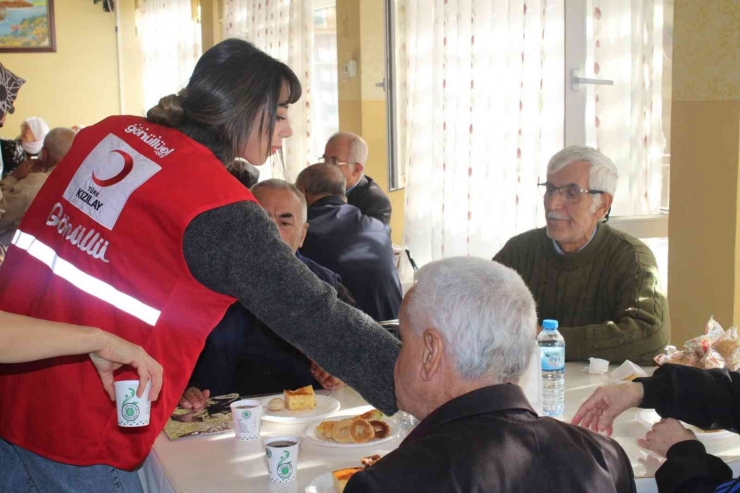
[230,399,262,441]
[114,380,151,427]
[264,436,300,483]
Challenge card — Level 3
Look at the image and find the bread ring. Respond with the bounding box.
[369,420,391,439]
[331,419,353,443]
[349,419,375,443]
[316,420,336,439]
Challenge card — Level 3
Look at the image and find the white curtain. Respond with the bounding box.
[222,0,314,182]
[585,0,665,216]
[135,0,202,114]
[401,0,565,265]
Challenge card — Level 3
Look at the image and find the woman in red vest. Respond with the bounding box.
[0,39,399,492]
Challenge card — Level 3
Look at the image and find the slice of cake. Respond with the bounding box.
[284,385,316,411]
[332,467,363,493]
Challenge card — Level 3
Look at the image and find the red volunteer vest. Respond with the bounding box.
[0,116,256,470]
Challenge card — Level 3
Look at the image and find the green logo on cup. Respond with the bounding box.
[121,388,140,422]
[277,451,293,479]
[242,410,251,419]
[266,449,272,459]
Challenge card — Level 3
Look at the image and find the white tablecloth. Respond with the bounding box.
[140,363,740,493]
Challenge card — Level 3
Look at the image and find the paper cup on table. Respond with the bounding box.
[265,436,300,483]
[230,399,262,440]
[114,380,151,427]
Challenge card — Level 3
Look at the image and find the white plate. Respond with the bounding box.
[304,472,333,493]
[303,419,399,448]
[259,394,340,423]
[635,409,734,441]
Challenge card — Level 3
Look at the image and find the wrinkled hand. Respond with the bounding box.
[90,332,163,402]
[180,387,210,409]
[571,382,644,435]
[310,360,345,390]
[638,418,697,457]
[10,159,34,180]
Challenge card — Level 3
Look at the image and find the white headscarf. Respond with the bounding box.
[21,117,49,155]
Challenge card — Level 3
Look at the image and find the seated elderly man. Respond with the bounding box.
[0,127,75,246]
[493,146,669,363]
[296,163,402,322]
[346,257,635,492]
[321,132,392,225]
[180,179,350,407]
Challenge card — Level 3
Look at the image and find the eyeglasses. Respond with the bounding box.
[538,183,604,203]
[317,156,353,166]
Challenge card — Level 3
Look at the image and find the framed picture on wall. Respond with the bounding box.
[0,0,56,53]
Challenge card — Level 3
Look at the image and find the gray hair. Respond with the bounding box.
[251,178,307,223]
[43,128,75,166]
[547,146,618,211]
[406,257,537,382]
[295,163,346,197]
[327,132,369,166]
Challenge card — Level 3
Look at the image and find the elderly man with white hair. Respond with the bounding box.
[321,132,392,225]
[345,257,635,492]
[494,146,669,364]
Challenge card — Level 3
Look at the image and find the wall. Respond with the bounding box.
[0,1,122,137]
[668,0,740,343]
[119,0,145,117]
[336,0,405,244]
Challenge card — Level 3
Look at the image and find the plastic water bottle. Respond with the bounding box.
[538,319,565,416]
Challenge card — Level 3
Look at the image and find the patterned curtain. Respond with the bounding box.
[135,0,202,114]
[586,0,665,216]
[222,0,314,182]
[401,0,565,265]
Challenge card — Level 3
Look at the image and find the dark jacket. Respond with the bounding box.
[0,139,24,177]
[300,195,402,322]
[188,252,353,397]
[347,385,636,493]
[634,364,738,492]
[347,175,392,226]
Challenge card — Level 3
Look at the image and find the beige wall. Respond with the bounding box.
[337,0,405,244]
[668,0,740,343]
[0,2,123,138]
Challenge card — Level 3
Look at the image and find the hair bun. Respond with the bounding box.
[146,92,185,127]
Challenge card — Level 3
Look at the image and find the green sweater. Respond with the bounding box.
[494,225,670,364]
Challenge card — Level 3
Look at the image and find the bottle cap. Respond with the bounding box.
[542,319,558,330]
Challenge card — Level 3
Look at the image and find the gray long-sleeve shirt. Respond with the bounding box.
[183,200,400,415]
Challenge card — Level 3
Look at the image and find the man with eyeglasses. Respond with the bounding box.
[320,132,392,226]
[493,146,669,364]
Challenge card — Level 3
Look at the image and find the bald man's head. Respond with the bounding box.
[41,127,75,171]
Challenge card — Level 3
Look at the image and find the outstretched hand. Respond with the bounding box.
[571,382,644,435]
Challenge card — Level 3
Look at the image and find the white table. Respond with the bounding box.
[140,364,740,493]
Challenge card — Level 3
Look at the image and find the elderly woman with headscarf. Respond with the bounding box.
[0,63,25,177]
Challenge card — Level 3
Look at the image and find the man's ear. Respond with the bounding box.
[298,222,308,248]
[420,329,444,382]
[353,162,364,178]
[596,193,614,220]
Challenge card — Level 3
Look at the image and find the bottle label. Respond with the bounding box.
[540,347,565,371]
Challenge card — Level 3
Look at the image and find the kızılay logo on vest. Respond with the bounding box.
[62,133,162,231]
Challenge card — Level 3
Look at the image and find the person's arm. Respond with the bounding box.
[183,201,400,415]
[365,195,392,226]
[637,364,740,433]
[0,167,39,230]
[558,247,669,363]
[0,311,163,400]
[655,440,733,493]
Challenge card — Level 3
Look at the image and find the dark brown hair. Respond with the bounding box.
[147,39,301,165]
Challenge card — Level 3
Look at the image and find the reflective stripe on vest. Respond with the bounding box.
[11,229,161,325]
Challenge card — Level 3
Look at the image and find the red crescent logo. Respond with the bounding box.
[92,150,134,187]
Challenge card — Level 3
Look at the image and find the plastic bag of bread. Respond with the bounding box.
[654,346,702,368]
[713,326,740,371]
[684,316,725,353]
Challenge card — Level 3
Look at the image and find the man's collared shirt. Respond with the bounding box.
[553,224,599,255]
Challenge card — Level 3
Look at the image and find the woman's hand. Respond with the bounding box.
[90,332,163,401]
[638,418,698,457]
